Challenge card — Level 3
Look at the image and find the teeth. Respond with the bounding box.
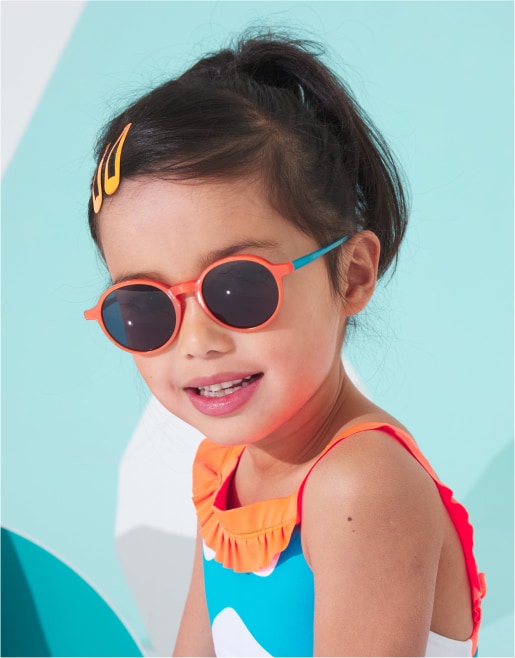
[197,375,255,398]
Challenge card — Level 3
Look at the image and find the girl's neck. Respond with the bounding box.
[237,365,379,488]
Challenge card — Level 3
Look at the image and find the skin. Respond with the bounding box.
[97,175,473,656]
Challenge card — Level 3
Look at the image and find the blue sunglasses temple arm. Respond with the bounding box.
[292,235,350,270]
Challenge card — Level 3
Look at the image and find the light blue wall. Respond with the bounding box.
[2,1,513,654]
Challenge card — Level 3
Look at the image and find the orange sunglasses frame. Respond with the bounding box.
[84,236,349,354]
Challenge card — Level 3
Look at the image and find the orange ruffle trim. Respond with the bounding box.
[192,440,298,573]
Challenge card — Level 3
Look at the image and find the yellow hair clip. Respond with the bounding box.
[91,122,132,213]
[91,144,109,214]
[104,123,132,195]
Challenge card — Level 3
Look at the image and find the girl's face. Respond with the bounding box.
[98,176,349,449]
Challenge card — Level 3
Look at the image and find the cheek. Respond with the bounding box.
[132,355,166,390]
[281,271,343,341]
[132,354,186,418]
[264,296,343,382]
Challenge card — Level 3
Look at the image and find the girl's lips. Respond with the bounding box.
[184,373,263,417]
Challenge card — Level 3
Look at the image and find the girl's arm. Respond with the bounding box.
[173,526,215,657]
[302,430,444,657]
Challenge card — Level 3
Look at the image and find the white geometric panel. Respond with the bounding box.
[115,395,203,539]
[1,0,86,173]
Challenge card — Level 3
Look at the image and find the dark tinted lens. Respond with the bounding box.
[202,261,279,329]
[102,284,176,351]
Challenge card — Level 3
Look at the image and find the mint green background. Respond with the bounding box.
[2,2,513,655]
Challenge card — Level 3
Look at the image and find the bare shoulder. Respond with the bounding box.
[302,427,444,536]
[303,430,441,517]
[301,428,446,655]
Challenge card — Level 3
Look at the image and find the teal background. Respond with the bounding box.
[1,527,142,656]
[2,1,513,655]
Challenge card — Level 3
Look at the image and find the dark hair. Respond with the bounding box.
[88,33,409,287]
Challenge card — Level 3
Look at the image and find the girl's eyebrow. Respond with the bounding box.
[198,239,279,270]
[111,270,164,285]
[111,239,280,286]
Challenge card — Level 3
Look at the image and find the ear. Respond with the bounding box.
[340,230,380,316]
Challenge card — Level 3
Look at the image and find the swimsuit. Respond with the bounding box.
[192,422,485,657]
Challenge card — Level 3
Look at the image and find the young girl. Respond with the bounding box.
[84,34,485,657]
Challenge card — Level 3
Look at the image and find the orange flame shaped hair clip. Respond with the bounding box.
[91,123,132,213]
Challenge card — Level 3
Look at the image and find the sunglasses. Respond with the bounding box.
[84,236,349,354]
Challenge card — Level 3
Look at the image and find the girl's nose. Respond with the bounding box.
[175,296,234,359]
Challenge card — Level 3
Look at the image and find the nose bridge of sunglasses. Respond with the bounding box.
[171,280,199,298]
